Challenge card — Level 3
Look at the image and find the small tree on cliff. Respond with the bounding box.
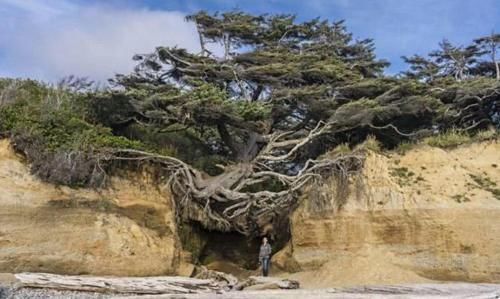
[429,39,480,81]
[474,32,500,80]
[401,55,440,82]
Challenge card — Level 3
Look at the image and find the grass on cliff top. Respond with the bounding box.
[325,128,497,159]
[355,135,382,152]
[395,128,498,154]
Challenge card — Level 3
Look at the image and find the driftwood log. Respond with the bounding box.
[194,266,239,289]
[235,276,300,291]
[14,273,222,294]
[14,273,300,294]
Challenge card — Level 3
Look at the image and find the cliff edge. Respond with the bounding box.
[275,140,500,287]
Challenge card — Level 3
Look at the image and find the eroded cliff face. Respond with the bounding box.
[275,141,500,287]
[1,138,499,286]
[0,139,191,276]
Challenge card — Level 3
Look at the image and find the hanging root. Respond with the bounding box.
[105,122,364,235]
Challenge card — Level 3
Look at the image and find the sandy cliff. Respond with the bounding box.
[275,141,500,287]
[0,139,188,276]
[1,138,499,286]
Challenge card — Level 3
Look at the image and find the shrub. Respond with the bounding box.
[395,140,416,154]
[0,79,168,187]
[355,135,381,152]
[474,128,498,141]
[422,129,471,148]
[422,128,498,149]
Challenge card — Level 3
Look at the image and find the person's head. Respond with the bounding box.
[262,237,268,244]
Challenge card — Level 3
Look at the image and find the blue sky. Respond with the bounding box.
[1,0,499,82]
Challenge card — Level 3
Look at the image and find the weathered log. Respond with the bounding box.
[14,273,222,294]
[234,276,299,291]
[194,266,239,289]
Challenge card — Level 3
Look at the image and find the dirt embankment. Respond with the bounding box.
[273,141,500,287]
[0,139,192,276]
[1,138,499,287]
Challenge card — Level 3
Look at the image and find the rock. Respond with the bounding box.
[177,253,196,277]
[271,244,301,273]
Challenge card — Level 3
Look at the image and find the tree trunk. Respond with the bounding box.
[197,24,207,56]
[217,123,241,159]
[252,85,264,101]
[223,33,230,60]
[496,61,500,81]
[489,38,499,80]
[494,61,500,81]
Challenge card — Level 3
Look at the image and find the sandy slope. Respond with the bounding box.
[274,141,500,287]
[1,138,499,288]
[0,139,189,276]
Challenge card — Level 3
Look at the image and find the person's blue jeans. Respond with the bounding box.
[261,257,270,276]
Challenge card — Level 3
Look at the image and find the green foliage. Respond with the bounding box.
[0,79,180,187]
[475,128,498,141]
[424,128,498,148]
[337,78,398,99]
[111,10,499,165]
[392,128,498,153]
[233,100,271,121]
[343,98,379,109]
[355,135,381,152]
[0,105,21,132]
[0,78,180,153]
[186,83,271,122]
[330,143,351,155]
[2,11,500,190]
[395,141,417,154]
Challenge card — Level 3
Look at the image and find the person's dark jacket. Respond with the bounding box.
[259,243,272,263]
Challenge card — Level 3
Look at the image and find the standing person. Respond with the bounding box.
[258,237,272,276]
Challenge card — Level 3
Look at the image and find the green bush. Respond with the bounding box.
[355,135,381,152]
[0,79,174,187]
[395,140,416,154]
[421,129,498,149]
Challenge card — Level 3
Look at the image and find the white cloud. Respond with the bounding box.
[0,0,200,82]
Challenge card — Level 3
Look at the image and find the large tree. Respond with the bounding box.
[100,12,448,235]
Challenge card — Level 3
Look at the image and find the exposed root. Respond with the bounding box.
[110,123,364,235]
